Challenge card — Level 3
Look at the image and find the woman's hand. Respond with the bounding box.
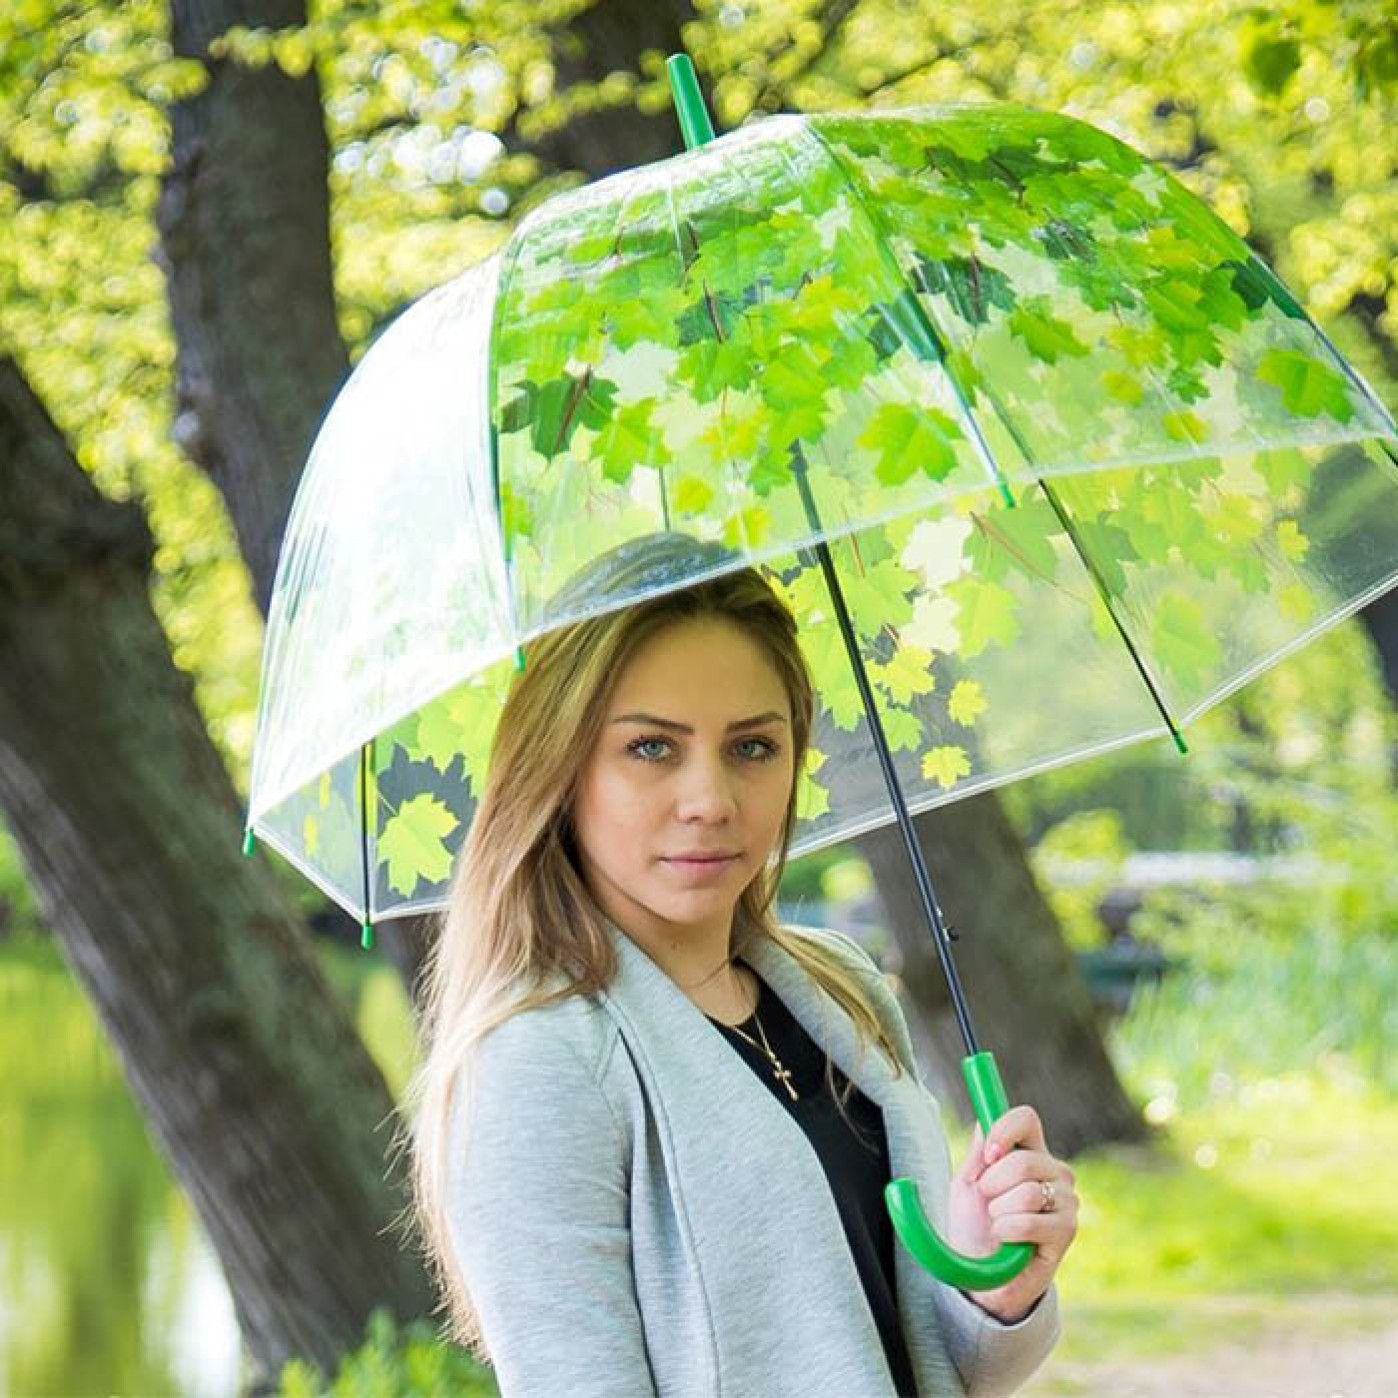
[945,1104,1078,1324]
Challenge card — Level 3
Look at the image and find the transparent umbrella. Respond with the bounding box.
[245,56,1398,1290]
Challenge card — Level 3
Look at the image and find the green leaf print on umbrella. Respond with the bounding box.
[1258,349,1357,421]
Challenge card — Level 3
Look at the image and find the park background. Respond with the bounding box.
[1,1,1397,1394]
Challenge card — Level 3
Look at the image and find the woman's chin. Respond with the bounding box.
[650,883,739,922]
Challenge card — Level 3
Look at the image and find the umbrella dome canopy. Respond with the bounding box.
[247,101,1398,923]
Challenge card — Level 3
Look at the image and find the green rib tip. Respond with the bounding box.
[514,644,526,672]
[361,921,374,951]
[241,828,256,857]
[1173,731,1189,755]
[666,53,716,150]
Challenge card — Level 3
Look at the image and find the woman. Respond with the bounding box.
[402,533,1077,1396]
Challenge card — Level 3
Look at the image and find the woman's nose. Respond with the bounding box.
[674,750,738,821]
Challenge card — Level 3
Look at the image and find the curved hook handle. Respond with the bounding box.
[884,1050,1036,1289]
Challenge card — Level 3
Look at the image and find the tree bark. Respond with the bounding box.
[157,0,349,618]
[858,795,1149,1159]
[0,358,434,1391]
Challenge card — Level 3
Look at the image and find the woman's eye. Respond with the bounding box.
[627,736,672,762]
[735,737,779,761]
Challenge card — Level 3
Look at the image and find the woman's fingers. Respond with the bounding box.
[982,1104,1048,1162]
[984,1176,1067,1219]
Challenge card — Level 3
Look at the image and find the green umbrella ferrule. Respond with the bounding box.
[241,827,256,857]
[514,643,527,672]
[1173,731,1189,755]
[361,920,374,951]
[666,53,716,150]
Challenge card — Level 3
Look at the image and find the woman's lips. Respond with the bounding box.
[661,854,740,877]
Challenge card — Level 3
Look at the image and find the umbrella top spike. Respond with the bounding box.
[666,53,716,150]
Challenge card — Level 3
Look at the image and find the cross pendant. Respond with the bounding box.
[771,1059,798,1101]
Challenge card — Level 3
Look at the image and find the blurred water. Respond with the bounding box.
[0,935,242,1398]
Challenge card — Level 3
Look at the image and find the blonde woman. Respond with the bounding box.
[402,533,1076,1396]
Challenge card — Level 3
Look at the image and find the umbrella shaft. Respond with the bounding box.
[793,471,980,1056]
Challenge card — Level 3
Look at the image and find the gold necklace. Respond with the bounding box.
[720,976,799,1102]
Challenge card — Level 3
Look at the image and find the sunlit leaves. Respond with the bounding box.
[1008,297,1090,363]
[1276,518,1311,561]
[1256,349,1357,422]
[946,575,1019,657]
[378,793,456,896]
[1150,593,1223,690]
[208,24,322,79]
[921,744,971,788]
[589,396,658,484]
[1240,15,1303,96]
[841,557,917,633]
[14,0,1397,918]
[915,254,1014,325]
[869,643,935,704]
[967,499,1061,585]
[499,372,619,456]
[856,403,963,485]
[947,678,987,726]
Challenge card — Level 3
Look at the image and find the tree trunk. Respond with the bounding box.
[157,0,435,1002]
[0,359,434,1391]
[157,0,349,618]
[858,794,1149,1159]
[514,0,698,177]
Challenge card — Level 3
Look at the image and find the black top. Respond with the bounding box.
[705,964,919,1397]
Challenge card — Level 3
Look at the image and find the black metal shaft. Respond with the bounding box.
[791,456,982,1057]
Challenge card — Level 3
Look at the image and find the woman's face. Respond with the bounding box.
[570,615,796,947]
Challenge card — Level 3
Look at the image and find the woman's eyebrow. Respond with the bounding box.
[609,710,788,733]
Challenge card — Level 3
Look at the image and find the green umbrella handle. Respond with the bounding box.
[884,1050,1036,1289]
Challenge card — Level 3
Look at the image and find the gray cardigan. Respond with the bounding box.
[446,919,1061,1396]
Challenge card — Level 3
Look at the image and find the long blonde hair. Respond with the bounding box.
[395,534,907,1356]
